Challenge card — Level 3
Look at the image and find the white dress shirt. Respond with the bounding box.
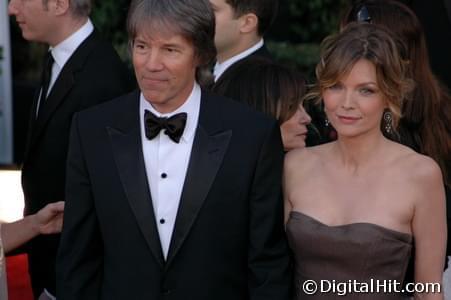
[36,19,94,116]
[213,39,264,81]
[140,83,201,259]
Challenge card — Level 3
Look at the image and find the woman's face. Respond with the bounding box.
[280,104,311,151]
[322,59,387,139]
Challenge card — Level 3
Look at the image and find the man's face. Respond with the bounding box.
[209,0,242,62]
[8,0,55,43]
[132,28,199,113]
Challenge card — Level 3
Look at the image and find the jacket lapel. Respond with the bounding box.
[23,90,42,161]
[166,92,232,267]
[108,92,165,267]
[27,31,98,156]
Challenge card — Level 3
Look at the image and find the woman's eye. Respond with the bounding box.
[328,83,342,90]
[360,88,375,95]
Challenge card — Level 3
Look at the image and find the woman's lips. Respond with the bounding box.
[337,115,361,124]
[297,131,308,138]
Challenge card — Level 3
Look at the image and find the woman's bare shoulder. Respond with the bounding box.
[284,143,333,173]
[389,142,444,190]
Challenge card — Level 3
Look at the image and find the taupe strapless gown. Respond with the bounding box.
[286,211,412,299]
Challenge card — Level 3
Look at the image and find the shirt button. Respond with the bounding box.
[160,218,166,224]
[161,173,167,179]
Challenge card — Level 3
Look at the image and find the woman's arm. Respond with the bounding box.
[413,159,447,300]
[0,201,64,253]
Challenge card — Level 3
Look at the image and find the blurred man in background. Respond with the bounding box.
[8,0,134,298]
[210,0,278,82]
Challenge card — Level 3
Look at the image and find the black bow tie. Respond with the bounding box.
[144,110,187,143]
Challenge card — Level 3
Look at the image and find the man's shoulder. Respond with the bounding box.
[201,90,277,133]
[68,30,134,95]
[76,90,138,123]
[203,91,273,120]
[249,44,273,61]
[69,30,127,72]
[83,30,122,58]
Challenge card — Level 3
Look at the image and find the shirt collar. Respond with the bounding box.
[50,19,94,70]
[214,39,264,81]
[140,83,201,143]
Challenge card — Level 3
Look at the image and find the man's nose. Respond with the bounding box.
[8,0,20,16]
[145,51,164,71]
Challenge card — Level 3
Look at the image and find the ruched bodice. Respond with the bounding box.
[286,211,412,299]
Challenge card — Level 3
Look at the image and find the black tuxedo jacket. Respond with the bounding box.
[21,29,135,295]
[214,44,273,84]
[56,90,292,300]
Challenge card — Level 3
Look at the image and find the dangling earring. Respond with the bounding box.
[383,111,393,133]
[325,117,330,127]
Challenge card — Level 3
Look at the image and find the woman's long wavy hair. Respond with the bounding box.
[306,23,413,138]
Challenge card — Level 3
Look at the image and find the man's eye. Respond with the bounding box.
[134,43,145,50]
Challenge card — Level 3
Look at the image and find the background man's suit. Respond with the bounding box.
[56,90,292,300]
[214,44,273,85]
[21,29,134,296]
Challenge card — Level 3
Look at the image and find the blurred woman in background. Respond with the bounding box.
[212,57,313,151]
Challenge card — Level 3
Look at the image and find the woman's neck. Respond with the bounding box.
[332,130,389,174]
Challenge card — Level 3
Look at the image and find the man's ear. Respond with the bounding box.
[239,13,258,34]
[53,0,70,16]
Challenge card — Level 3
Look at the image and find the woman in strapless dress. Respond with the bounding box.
[283,23,446,299]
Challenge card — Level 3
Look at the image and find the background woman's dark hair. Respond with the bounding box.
[212,57,306,124]
[342,0,451,187]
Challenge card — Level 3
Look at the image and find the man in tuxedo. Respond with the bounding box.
[210,0,278,82]
[56,0,292,299]
[8,0,134,298]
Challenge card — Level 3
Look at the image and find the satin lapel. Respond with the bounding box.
[108,94,165,267]
[166,93,232,268]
